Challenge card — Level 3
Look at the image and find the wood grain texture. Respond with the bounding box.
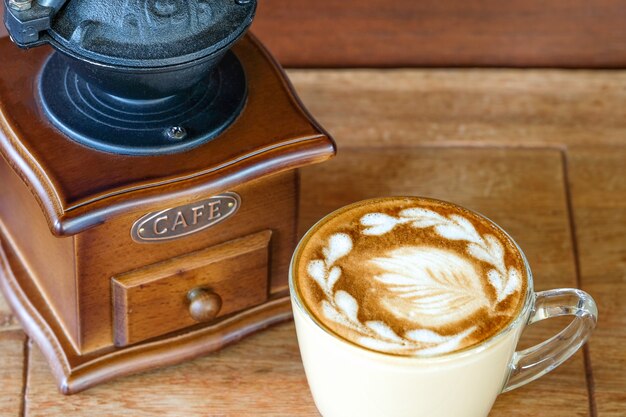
[0,177,296,393]
[0,230,293,394]
[0,164,299,359]
[0,60,620,410]
[112,230,272,346]
[25,323,318,417]
[0,282,18,331]
[0,155,77,345]
[287,69,626,148]
[0,35,334,236]
[21,147,591,415]
[77,171,297,353]
[252,0,626,68]
[0,31,334,393]
[3,2,626,69]
[569,148,626,417]
[0,331,25,417]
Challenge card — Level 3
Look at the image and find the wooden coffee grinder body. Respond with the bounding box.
[0,34,335,393]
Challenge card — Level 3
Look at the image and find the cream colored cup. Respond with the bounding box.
[289,199,597,417]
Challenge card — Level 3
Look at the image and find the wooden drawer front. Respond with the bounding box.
[112,230,272,347]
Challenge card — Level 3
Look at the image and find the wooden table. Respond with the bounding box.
[1,68,624,417]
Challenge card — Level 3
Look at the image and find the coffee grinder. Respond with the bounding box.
[0,0,334,393]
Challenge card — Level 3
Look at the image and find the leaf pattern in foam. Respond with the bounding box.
[334,290,359,323]
[326,266,342,292]
[500,267,521,302]
[487,269,504,296]
[360,213,399,235]
[358,337,407,352]
[487,265,521,302]
[467,238,501,271]
[484,235,506,271]
[404,328,451,344]
[366,321,403,342]
[370,246,490,327]
[412,327,477,356]
[323,233,353,266]
[307,260,329,293]
[399,208,447,228]
[322,300,352,328]
[434,214,482,243]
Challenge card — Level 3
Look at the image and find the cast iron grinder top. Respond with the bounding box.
[3,0,257,155]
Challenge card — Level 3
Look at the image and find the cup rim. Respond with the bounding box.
[289,196,535,362]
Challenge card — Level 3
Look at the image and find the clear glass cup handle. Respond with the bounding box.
[502,288,598,392]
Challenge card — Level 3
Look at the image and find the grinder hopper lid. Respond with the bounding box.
[48,0,256,67]
[3,0,256,155]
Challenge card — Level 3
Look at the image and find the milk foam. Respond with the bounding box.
[372,246,490,327]
[295,197,528,356]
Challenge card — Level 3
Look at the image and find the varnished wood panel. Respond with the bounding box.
[0,228,293,393]
[22,147,590,415]
[0,35,334,235]
[569,148,626,417]
[3,2,626,68]
[77,171,297,353]
[0,31,333,390]
[112,230,272,346]
[0,156,77,344]
[25,324,317,417]
[252,0,626,68]
[0,331,25,417]
[287,69,626,149]
[0,283,18,331]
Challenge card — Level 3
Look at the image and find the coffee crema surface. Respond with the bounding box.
[294,197,529,356]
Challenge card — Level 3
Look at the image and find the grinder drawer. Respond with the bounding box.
[112,230,272,347]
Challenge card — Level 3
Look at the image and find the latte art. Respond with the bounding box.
[294,197,528,356]
[372,246,490,328]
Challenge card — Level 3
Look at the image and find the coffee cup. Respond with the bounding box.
[289,196,597,417]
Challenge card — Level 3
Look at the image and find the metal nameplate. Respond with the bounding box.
[131,192,241,243]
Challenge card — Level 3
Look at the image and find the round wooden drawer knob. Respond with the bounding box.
[187,288,222,323]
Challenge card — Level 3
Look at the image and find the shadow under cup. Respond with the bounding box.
[289,197,597,417]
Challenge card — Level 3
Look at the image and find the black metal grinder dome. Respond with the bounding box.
[3,0,257,155]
